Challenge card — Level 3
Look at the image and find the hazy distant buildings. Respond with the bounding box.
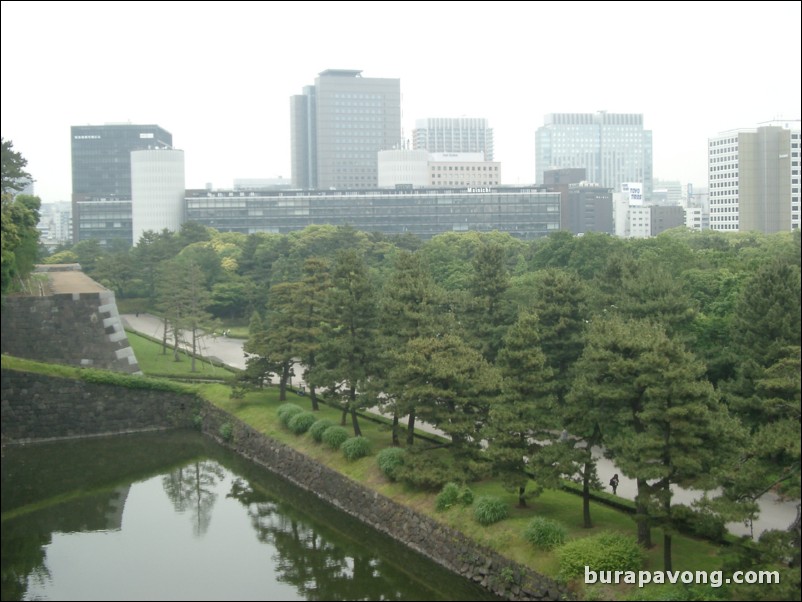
[71,123,172,244]
[413,118,494,160]
[535,112,653,199]
[131,149,185,243]
[185,186,559,240]
[290,69,401,190]
[708,121,800,233]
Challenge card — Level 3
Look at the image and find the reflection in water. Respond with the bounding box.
[1,432,497,601]
[163,461,226,536]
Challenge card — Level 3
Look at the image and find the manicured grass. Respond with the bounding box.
[127,331,236,381]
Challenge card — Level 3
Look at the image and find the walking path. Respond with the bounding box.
[121,313,797,538]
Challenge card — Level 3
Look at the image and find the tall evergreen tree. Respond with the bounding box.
[315,250,378,436]
[487,310,556,507]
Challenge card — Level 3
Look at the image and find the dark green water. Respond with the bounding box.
[1,431,498,601]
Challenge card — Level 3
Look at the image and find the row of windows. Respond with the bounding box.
[431,166,498,171]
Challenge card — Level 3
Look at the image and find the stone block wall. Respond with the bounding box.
[0,370,196,442]
[1,291,140,374]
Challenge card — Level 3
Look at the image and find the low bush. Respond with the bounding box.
[524,516,567,550]
[309,418,335,443]
[277,403,304,427]
[321,426,349,450]
[341,436,371,460]
[219,421,234,442]
[376,447,405,481]
[558,532,644,580]
[459,485,475,506]
[288,411,317,434]
[474,496,509,525]
[435,482,461,511]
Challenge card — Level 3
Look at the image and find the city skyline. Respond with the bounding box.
[1,1,800,203]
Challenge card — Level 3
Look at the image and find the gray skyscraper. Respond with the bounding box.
[290,69,401,190]
[535,112,653,199]
[413,117,494,160]
[71,123,172,243]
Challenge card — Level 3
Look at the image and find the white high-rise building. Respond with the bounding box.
[413,118,494,161]
[708,121,800,233]
[131,149,185,243]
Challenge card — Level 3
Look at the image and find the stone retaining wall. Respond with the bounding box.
[1,292,140,374]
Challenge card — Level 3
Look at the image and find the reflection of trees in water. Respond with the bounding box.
[162,460,226,536]
[227,478,407,601]
[0,518,51,602]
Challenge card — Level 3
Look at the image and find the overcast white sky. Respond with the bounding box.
[2,1,800,203]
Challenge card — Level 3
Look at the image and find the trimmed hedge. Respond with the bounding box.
[288,411,317,434]
[376,447,405,481]
[321,426,350,450]
[309,418,335,443]
[341,436,371,460]
[277,403,304,427]
[436,482,461,511]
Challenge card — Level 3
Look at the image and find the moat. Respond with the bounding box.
[1,430,498,601]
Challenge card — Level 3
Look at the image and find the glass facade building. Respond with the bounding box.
[535,112,653,200]
[71,124,172,244]
[185,187,560,240]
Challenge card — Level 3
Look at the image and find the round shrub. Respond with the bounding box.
[277,403,304,427]
[321,426,350,450]
[524,516,567,550]
[288,411,317,434]
[459,486,474,506]
[341,436,371,461]
[557,532,645,580]
[376,447,405,481]
[473,496,509,525]
[309,418,335,443]
[435,482,460,511]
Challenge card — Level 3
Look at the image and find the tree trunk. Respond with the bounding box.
[406,410,416,445]
[518,485,527,508]
[191,327,197,372]
[340,405,348,426]
[663,483,673,571]
[635,478,652,548]
[161,316,169,355]
[279,361,289,401]
[347,386,361,436]
[173,324,180,362]
[310,385,319,411]
[582,456,593,529]
[392,410,400,447]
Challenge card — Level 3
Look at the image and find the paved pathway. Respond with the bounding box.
[121,313,798,537]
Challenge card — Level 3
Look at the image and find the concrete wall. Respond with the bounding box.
[0,291,140,374]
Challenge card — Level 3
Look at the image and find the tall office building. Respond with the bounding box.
[413,118,494,160]
[71,123,172,243]
[708,122,800,233]
[290,69,401,190]
[535,112,653,199]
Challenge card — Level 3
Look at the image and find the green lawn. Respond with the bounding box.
[127,331,236,381]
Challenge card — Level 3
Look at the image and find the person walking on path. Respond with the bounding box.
[609,473,619,495]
